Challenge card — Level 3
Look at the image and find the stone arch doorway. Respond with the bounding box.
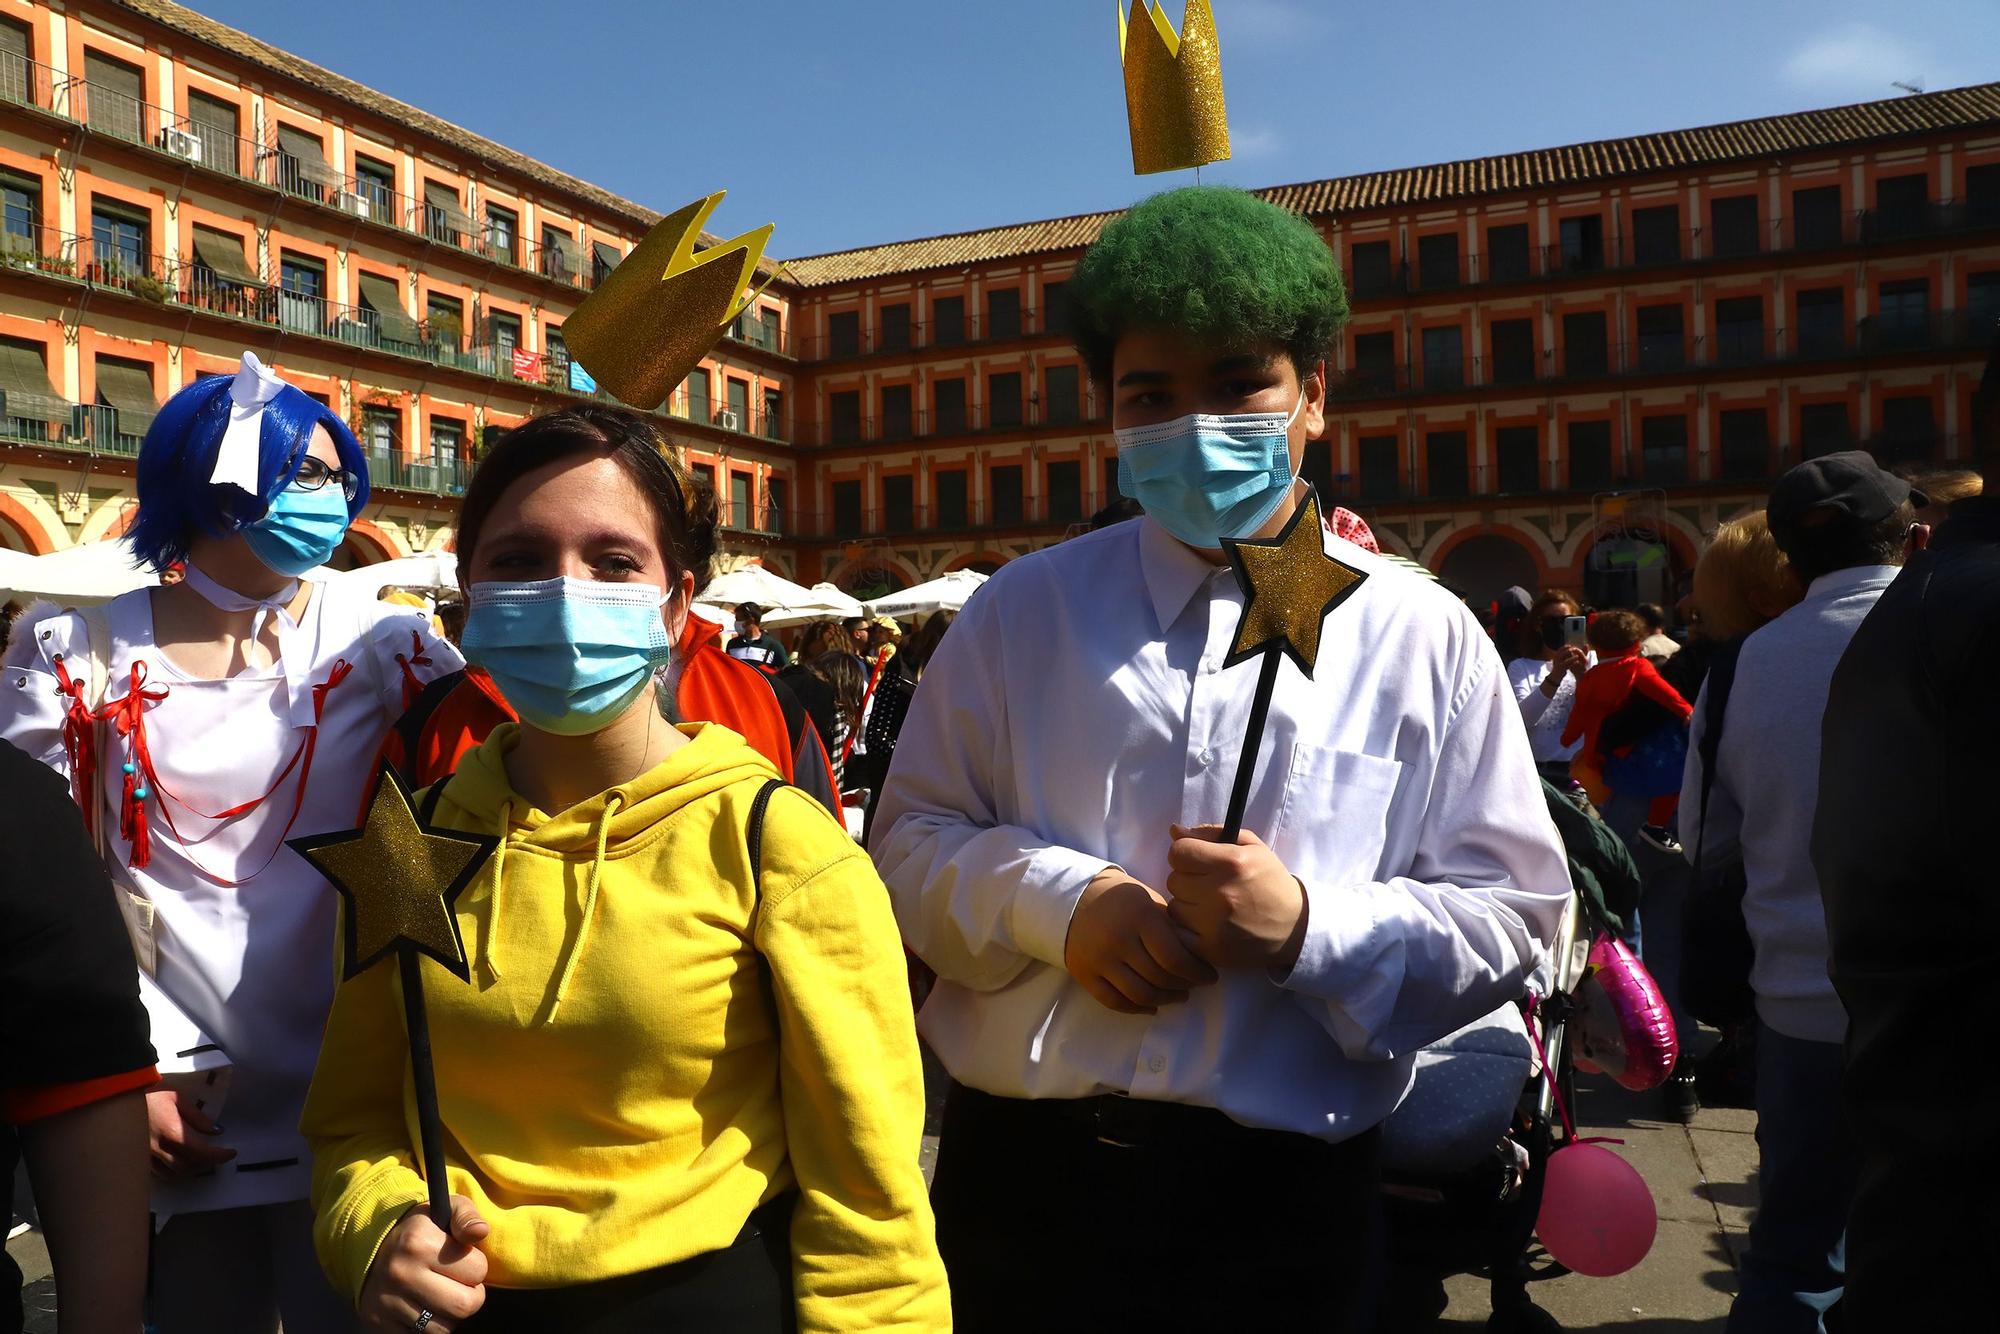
[1436,532,1541,608]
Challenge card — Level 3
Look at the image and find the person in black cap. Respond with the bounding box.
[1812,342,2000,1329]
[1680,449,1923,1333]
[724,602,788,674]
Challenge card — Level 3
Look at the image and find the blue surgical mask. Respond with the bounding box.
[1114,395,1305,549]
[243,484,351,577]
[460,576,677,736]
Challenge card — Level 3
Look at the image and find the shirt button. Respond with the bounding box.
[1147,1055,1166,1074]
[1197,748,1213,766]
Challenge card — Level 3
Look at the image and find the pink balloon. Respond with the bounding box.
[1571,934,1679,1091]
[1537,1142,1658,1277]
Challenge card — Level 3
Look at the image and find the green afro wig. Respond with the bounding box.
[1067,186,1348,384]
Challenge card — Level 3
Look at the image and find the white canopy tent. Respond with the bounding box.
[332,550,459,596]
[863,568,988,619]
[0,538,352,609]
[694,566,865,630]
[0,539,159,606]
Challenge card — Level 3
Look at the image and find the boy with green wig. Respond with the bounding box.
[874,187,1568,1330]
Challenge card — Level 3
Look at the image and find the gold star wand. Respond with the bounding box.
[1218,489,1369,840]
[289,764,496,1226]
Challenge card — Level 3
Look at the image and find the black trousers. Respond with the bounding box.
[463,1194,796,1334]
[932,1085,1382,1334]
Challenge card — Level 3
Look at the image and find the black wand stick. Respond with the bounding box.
[290,763,498,1229]
[399,950,453,1225]
[1217,491,1368,842]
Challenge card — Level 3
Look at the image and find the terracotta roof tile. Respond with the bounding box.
[787,82,2000,287]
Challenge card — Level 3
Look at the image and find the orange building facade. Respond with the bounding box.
[3,0,1996,610]
[782,90,2000,607]
[0,0,795,570]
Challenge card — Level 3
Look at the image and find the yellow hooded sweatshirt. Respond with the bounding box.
[302,722,949,1331]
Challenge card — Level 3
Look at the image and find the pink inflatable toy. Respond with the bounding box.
[1570,933,1678,1092]
[1537,1141,1658,1276]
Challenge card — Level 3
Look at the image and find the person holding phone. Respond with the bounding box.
[1505,589,1596,786]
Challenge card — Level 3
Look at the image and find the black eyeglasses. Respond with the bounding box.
[291,457,361,502]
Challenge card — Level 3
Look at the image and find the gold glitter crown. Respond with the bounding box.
[1119,1,1231,176]
[563,191,777,411]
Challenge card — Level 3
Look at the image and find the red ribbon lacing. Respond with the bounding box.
[94,663,170,868]
[49,654,99,836]
[104,659,353,883]
[1524,993,1624,1150]
[393,629,432,712]
[843,648,892,769]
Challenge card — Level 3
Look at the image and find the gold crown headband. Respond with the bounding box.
[1119,1,1231,176]
[563,191,778,411]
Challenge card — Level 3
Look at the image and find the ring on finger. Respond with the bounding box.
[413,1312,434,1332]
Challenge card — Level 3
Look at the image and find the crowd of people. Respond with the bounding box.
[0,182,1993,1334]
[1482,443,1993,1331]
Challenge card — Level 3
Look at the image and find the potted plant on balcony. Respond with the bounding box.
[426,310,463,348]
[130,270,172,303]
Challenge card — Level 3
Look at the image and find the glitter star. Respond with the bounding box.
[290,764,496,983]
[1222,490,1370,675]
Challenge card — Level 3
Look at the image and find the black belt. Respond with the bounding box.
[951,1083,1377,1159]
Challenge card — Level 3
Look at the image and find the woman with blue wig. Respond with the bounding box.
[0,352,462,1332]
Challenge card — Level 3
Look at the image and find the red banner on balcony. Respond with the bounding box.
[511,347,542,380]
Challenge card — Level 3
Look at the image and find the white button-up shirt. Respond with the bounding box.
[872,516,1570,1142]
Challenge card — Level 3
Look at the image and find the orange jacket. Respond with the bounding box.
[378,612,835,798]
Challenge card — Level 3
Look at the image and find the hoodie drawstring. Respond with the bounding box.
[480,799,514,984]
[546,792,623,1023]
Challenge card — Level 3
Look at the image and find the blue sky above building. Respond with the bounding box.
[192,0,2000,257]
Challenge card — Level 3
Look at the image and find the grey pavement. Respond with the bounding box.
[10,1066,1755,1332]
[1436,1076,1753,1331]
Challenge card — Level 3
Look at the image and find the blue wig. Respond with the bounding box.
[128,371,369,572]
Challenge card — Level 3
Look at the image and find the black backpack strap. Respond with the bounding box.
[416,769,454,828]
[392,668,470,788]
[746,778,789,900]
[1693,638,1744,875]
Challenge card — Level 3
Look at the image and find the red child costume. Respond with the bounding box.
[1560,646,1693,822]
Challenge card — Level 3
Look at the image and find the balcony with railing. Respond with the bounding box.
[0,226,794,446]
[0,397,150,461]
[793,306,1071,362]
[363,448,470,497]
[1339,200,1999,306]
[795,396,1105,448]
[1334,431,1967,509]
[1325,311,1989,404]
[779,493,1092,542]
[0,63,624,296]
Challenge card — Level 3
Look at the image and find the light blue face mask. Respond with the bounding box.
[1113,394,1305,549]
[242,483,352,577]
[460,576,678,736]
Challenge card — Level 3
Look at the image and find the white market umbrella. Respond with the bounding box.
[0,539,158,606]
[332,550,459,595]
[864,569,988,618]
[767,582,868,630]
[695,568,864,629]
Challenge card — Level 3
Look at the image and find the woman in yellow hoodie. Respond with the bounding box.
[302,407,948,1333]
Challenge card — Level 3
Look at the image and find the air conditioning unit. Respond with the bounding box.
[334,191,373,221]
[713,409,739,430]
[160,127,203,162]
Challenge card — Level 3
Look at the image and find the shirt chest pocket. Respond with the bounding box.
[1272,744,1405,889]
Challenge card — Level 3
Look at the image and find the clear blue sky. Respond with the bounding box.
[187,0,1999,260]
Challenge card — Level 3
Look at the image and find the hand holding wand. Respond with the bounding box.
[290,764,497,1226]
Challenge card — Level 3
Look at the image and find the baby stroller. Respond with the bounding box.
[1376,888,1593,1333]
